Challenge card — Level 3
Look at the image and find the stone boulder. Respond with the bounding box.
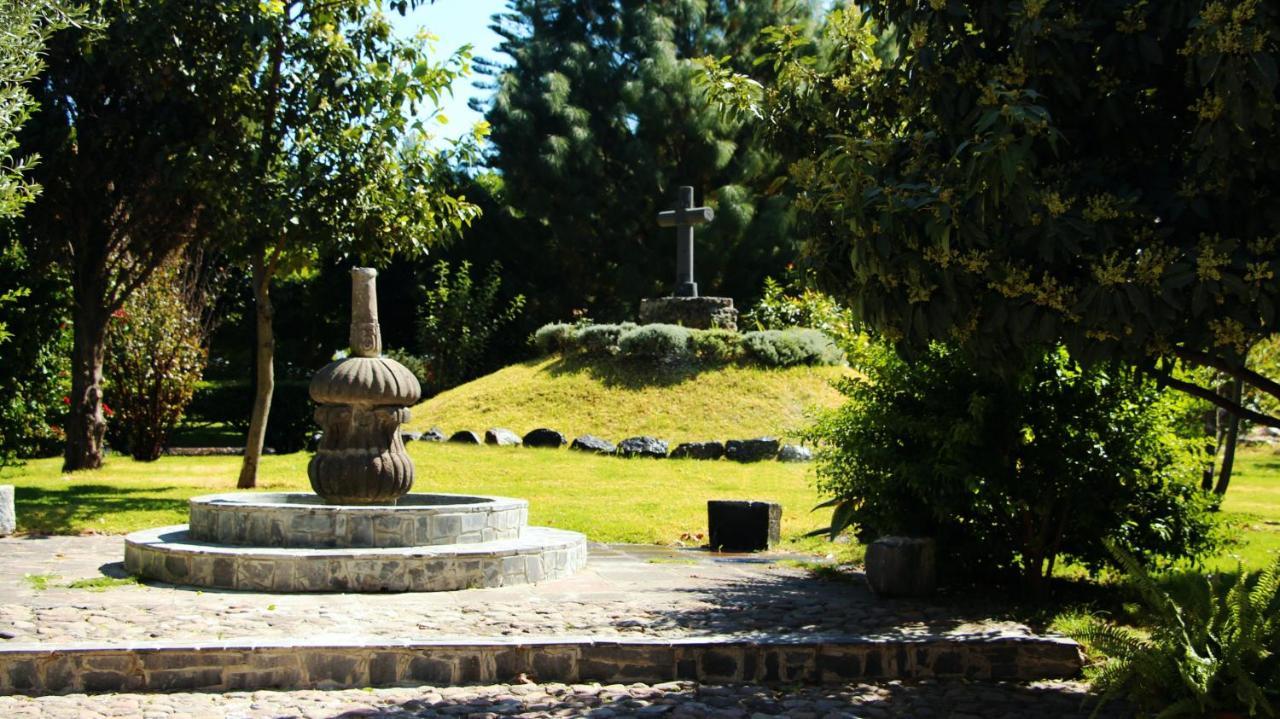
[570,435,616,454]
[616,436,669,459]
[448,430,482,445]
[523,428,567,449]
[725,437,780,463]
[400,431,422,443]
[485,428,522,447]
[421,427,446,442]
[670,441,725,460]
[777,444,813,463]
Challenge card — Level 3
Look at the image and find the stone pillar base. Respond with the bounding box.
[639,296,738,331]
[0,485,13,536]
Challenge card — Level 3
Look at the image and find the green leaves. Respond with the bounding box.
[1068,544,1280,718]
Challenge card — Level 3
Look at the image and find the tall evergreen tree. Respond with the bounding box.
[477,0,816,322]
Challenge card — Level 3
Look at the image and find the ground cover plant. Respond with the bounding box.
[404,355,851,443]
[1067,547,1280,718]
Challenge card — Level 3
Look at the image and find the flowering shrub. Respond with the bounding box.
[105,260,209,461]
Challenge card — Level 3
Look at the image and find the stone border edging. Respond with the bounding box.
[0,634,1083,695]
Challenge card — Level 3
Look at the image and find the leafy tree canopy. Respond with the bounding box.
[711,1,1280,425]
[478,0,818,321]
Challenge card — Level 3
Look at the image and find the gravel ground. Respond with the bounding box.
[0,679,1130,718]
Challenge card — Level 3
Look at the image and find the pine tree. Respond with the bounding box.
[476,0,817,322]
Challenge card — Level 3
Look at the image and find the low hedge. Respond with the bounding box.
[532,322,843,368]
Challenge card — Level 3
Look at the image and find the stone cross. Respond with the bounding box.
[656,186,714,298]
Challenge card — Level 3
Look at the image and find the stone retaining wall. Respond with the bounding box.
[0,635,1083,695]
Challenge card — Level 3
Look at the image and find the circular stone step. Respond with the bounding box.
[187,492,528,548]
[124,525,587,592]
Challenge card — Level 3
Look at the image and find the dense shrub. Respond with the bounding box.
[532,321,844,368]
[532,323,575,355]
[383,347,430,389]
[741,329,843,367]
[744,276,868,359]
[416,260,525,395]
[689,329,743,363]
[809,344,1219,590]
[0,237,70,464]
[574,323,635,356]
[617,324,692,363]
[105,261,208,461]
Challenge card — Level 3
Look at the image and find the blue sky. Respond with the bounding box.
[392,0,507,142]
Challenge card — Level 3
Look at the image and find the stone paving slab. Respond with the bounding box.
[0,679,1132,718]
[0,536,1040,646]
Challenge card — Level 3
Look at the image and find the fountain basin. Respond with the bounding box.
[188,492,528,548]
[125,525,587,592]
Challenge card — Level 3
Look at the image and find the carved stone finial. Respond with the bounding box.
[308,268,421,505]
[349,267,381,357]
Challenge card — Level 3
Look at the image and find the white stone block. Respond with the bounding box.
[0,485,13,536]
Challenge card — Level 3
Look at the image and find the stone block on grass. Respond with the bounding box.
[864,536,936,598]
[422,427,446,442]
[485,428,522,447]
[725,437,780,463]
[777,444,812,463]
[0,485,13,536]
[570,435,616,454]
[523,428,567,449]
[616,436,668,459]
[670,441,724,460]
[707,500,780,552]
[448,430,482,445]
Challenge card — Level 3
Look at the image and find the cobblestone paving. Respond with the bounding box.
[0,537,1034,645]
[0,679,1131,718]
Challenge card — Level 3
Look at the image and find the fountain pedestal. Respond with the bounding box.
[124,268,587,592]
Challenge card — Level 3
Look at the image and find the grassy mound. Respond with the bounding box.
[405,356,853,443]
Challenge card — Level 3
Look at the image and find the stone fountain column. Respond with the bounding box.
[308,268,422,505]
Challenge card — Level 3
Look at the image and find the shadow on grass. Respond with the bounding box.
[540,355,717,389]
[14,484,186,535]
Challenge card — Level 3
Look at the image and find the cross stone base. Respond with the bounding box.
[639,296,738,331]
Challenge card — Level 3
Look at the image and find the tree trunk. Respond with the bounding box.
[63,301,108,471]
[237,254,274,489]
[1214,378,1243,496]
[1201,392,1220,490]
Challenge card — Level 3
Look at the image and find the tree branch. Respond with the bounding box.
[1174,346,1280,405]
[1148,369,1280,429]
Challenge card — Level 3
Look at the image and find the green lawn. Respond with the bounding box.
[1212,447,1280,571]
[0,443,832,547]
[408,356,852,444]
[2,443,1276,570]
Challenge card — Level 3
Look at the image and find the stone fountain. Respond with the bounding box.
[124,269,587,592]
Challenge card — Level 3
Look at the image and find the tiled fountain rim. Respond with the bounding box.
[190,491,528,513]
[130,525,582,559]
[188,492,530,548]
[125,525,588,592]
